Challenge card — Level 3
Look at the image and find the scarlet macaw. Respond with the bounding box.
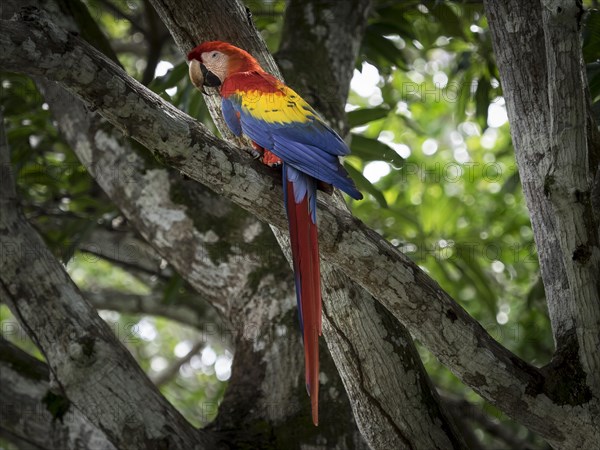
[187,41,362,425]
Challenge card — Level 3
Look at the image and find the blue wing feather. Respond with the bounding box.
[275,121,349,157]
[232,104,362,199]
[220,79,362,200]
[222,97,243,137]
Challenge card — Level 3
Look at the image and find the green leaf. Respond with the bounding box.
[429,3,466,40]
[367,22,414,41]
[344,162,388,208]
[398,114,424,135]
[475,77,491,130]
[583,9,600,63]
[363,31,409,71]
[149,62,188,93]
[347,107,390,128]
[587,61,600,101]
[350,134,403,167]
[450,257,497,315]
[456,70,473,122]
[500,171,520,195]
[371,5,417,41]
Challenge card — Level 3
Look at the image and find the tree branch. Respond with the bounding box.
[84,289,228,340]
[0,10,589,444]
[152,339,204,387]
[79,227,173,279]
[442,394,545,450]
[0,337,116,450]
[0,108,216,449]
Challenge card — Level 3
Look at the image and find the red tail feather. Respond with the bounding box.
[286,180,321,426]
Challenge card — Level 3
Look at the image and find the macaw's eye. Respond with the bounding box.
[212,52,218,58]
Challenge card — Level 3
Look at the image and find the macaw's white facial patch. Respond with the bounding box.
[201,51,229,82]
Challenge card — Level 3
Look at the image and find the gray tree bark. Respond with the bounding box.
[275,0,371,134]
[0,337,116,450]
[485,0,600,448]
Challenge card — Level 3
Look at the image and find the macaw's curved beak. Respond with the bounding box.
[189,60,206,93]
[189,60,221,94]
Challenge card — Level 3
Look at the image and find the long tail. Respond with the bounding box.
[283,164,321,426]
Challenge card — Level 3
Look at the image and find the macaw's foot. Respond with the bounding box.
[262,150,282,167]
[250,142,264,159]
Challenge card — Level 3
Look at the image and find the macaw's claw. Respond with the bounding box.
[249,148,262,159]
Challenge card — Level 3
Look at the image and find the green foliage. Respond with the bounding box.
[584,8,600,112]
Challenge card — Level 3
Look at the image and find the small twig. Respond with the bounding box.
[151,340,205,387]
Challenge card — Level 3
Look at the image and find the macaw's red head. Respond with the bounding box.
[187,41,262,92]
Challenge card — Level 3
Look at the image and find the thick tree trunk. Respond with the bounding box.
[540,0,600,397]
[276,0,371,134]
[485,0,600,448]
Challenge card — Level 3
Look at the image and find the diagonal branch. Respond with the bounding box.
[152,340,205,387]
[0,9,594,444]
[0,337,116,450]
[78,227,173,279]
[84,289,227,338]
[0,109,216,448]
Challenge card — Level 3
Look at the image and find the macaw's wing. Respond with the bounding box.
[221,72,363,200]
[222,97,242,137]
